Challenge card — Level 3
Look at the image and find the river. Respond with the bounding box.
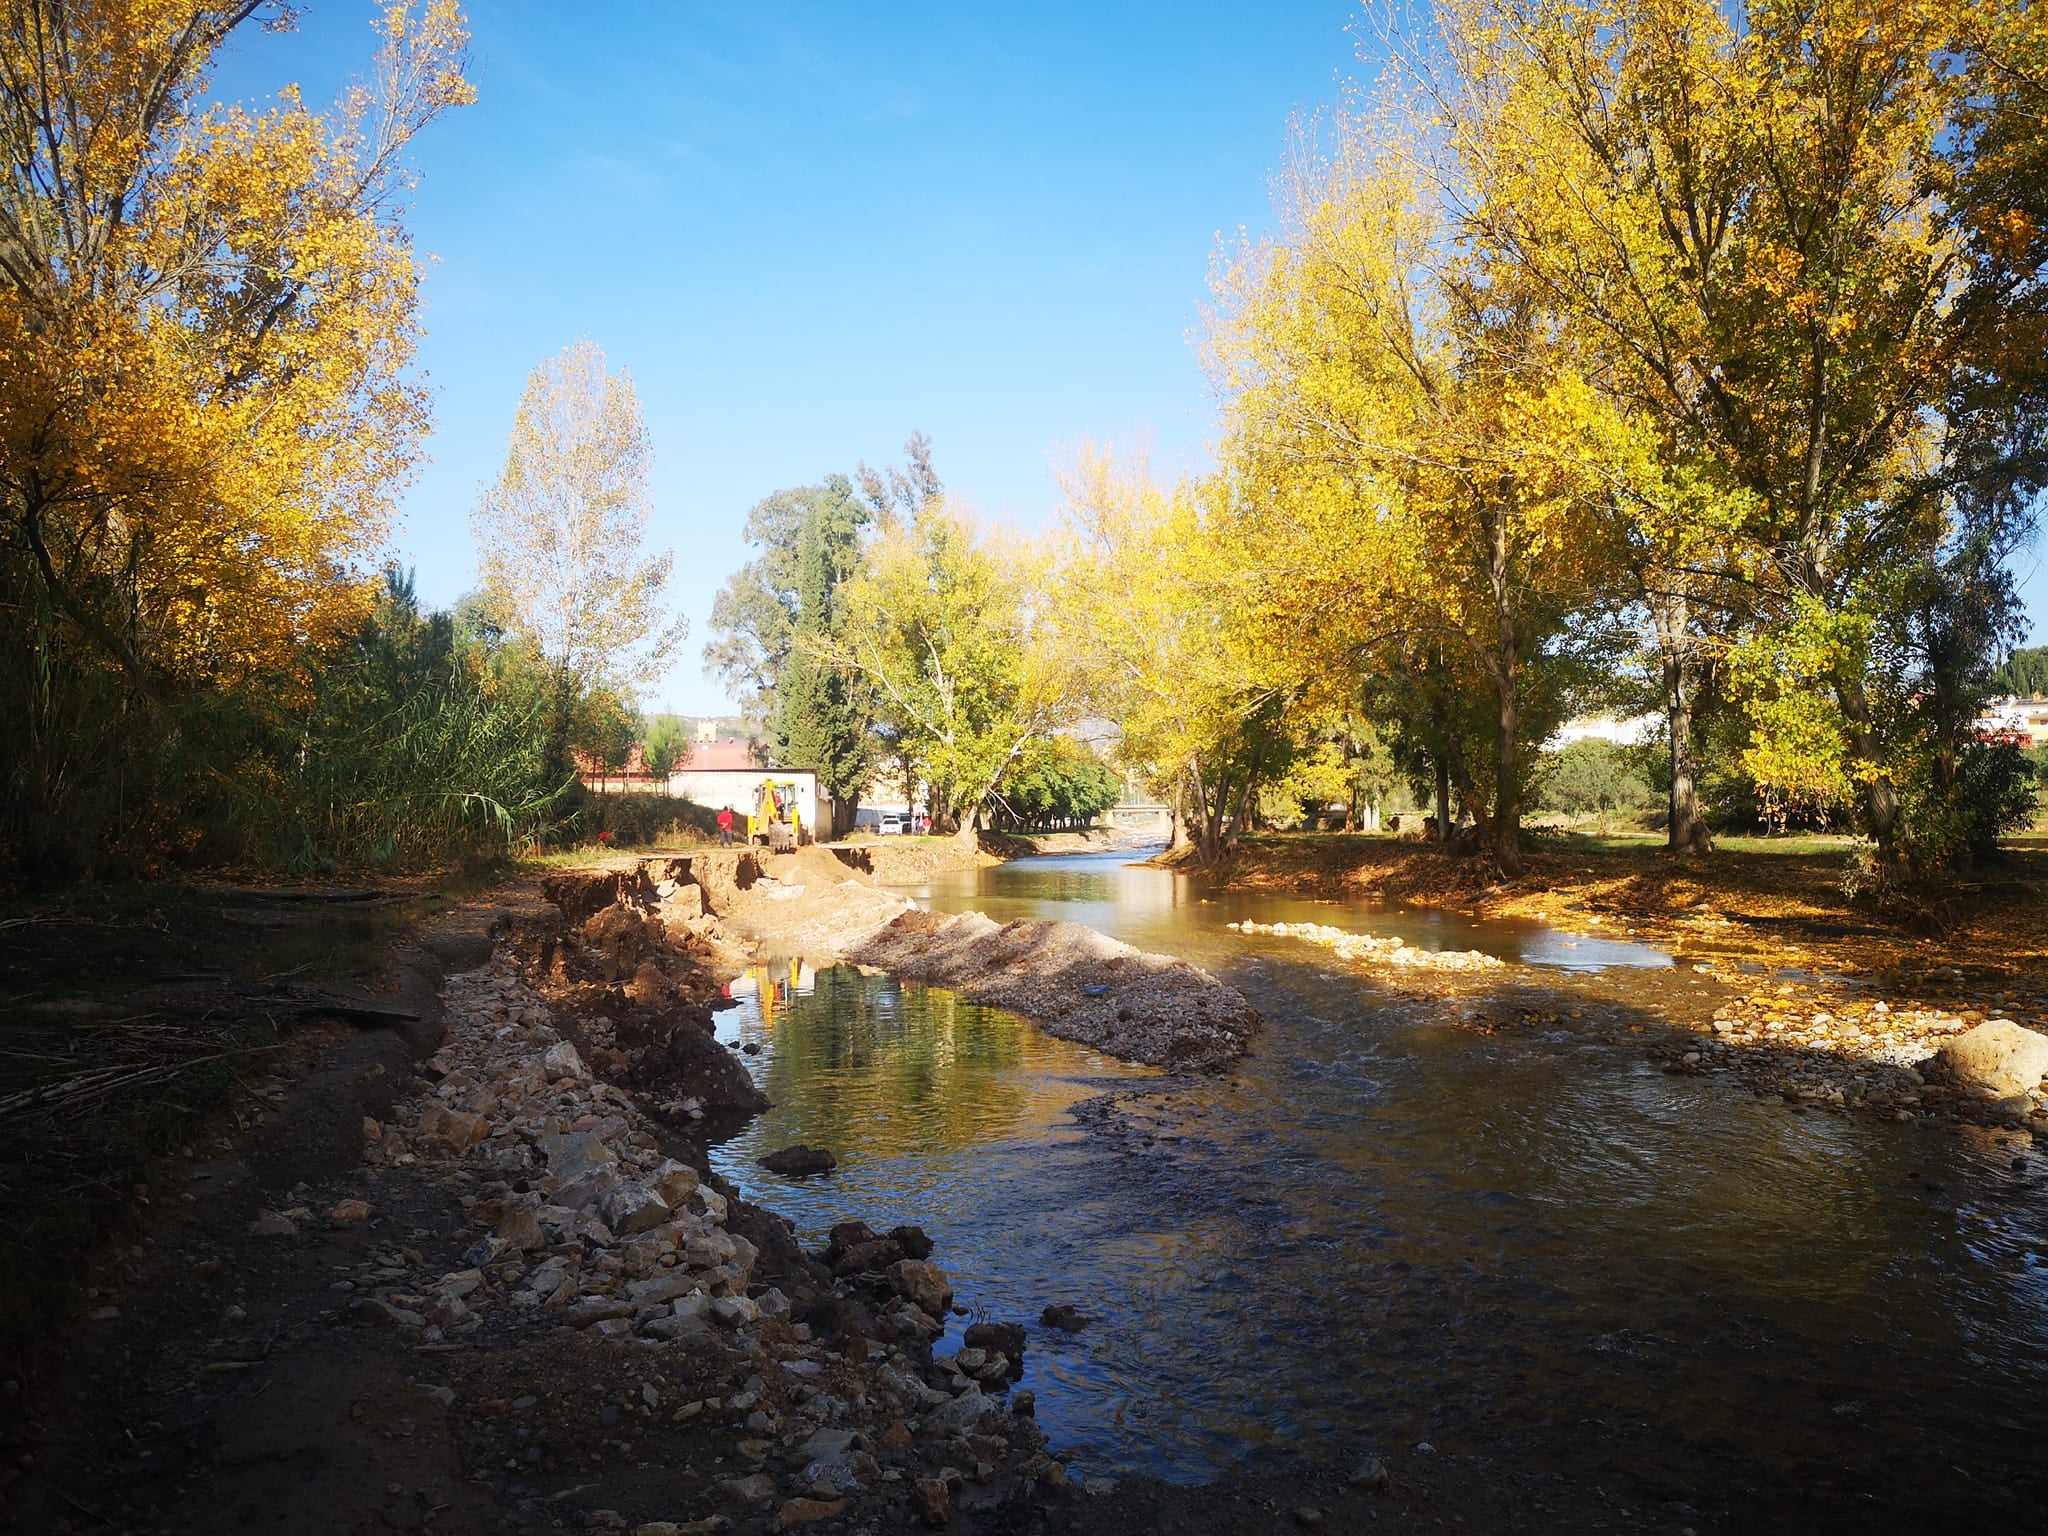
[708,848,2048,1531]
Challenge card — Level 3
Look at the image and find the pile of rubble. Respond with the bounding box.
[1229,919,1505,973]
[848,910,1260,1071]
[342,947,1071,1528]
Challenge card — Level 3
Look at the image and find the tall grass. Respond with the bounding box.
[251,573,574,870]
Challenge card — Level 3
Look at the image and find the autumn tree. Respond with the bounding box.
[0,0,473,870]
[1056,445,1300,860]
[811,496,1073,836]
[471,340,686,783]
[1425,0,2048,874]
[1208,121,1630,874]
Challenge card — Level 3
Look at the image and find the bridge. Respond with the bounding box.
[1106,801,1171,832]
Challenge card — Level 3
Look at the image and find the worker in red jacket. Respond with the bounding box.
[717,805,734,846]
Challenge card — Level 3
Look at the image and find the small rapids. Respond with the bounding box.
[709,850,2048,1531]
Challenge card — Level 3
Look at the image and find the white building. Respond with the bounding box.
[667,766,831,840]
[581,738,835,840]
[1975,698,2048,746]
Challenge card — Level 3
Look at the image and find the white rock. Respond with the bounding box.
[542,1040,589,1082]
[1939,1021,2048,1097]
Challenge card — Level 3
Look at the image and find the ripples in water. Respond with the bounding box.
[705,853,2048,1530]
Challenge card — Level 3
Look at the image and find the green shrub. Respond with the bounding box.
[1533,738,1655,816]
[577,792,720,848]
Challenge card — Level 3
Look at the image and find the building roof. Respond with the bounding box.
[680,738,763,771]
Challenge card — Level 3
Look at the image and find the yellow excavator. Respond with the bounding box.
[747,778,804,852]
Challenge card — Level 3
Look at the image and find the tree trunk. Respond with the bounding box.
[1493,668,1524,877]
[950,800,981,851]
[1653,592,1713,854]
[1833,672,1901,862]
[543,666,578,791]
[1228,770,1257,852]
[1489,509,1525,878]
[1429,672,1453,843]
[1186,760,1223,862]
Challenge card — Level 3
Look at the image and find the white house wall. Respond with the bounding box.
[665,770,830,836]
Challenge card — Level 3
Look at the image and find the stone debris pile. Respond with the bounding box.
[353,948,1072,1528]
[1230,919,1505,973]
[365,957,768,1343]
[848,909,1261,1070]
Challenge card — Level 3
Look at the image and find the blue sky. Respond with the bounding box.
[219,3,2044,715]
[214,2,1372,714]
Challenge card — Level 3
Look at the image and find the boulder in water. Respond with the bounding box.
[1938,1020,2048,1097]
[759,1143,837,1177]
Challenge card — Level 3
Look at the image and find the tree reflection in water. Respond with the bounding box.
[711,963,1155,1232]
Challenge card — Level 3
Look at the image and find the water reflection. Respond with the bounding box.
[710,962,1155,1235]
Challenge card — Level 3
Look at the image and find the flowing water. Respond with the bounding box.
[709,849,2048,1531]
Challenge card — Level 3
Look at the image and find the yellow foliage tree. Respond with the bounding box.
[0,1,472,860]
[1055,444,1299,858]
[1424,0,2048,864]
[1208,119,1630,874]
[470,339,688,782]
[809,495,1075,836]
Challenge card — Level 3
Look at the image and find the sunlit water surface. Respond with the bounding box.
[709,849,2048,1531]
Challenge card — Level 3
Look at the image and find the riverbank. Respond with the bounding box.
[1180,832,2048,1133]
[11,832,2042,1532]
[4,874,1082,1534]
[1179,831,2048,980]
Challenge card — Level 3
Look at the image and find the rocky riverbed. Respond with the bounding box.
[354,941,1072,1531]
[8,878,1088,1536]
[21,845,2047,1534]
[1368,948,2048,1134]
